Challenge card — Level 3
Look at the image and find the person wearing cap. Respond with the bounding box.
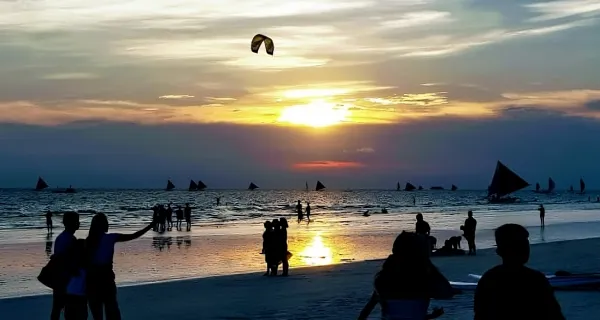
[474,224,564,320]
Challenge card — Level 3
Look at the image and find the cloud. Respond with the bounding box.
[41,73,99,80]
[159,95,195,99]
[379,11,452,29]
[356,147,375,153]
[583,100,600,111]
[292,160,366,170]
[525,0,600,22]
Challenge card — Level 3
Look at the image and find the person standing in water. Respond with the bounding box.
[216,196,221,206]
[305,202,311,223]
[86,213,155,320]
[175,205,184,231]
[474,224,564,320]
[538,204,545,227]
[184,203,192,231]
[166,204,174,231]
[296,200,303,223]
[46,210,53,233]
[462,210,477,255]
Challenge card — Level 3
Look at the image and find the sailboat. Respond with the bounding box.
[418,186,423,190]
[197,180,207,191]
[188,180,198,191]
[166,180,175,191]
[404,182,416,191]
[396,182,401,191]
[35,176,49,191]
[430,186,444,190]
[305,181,309,191]
[488,161,529,203]
[579,178,586,194]
[538,177,555,194]
[316,181,326,191]
[248,182,259,190]
[451,184,458,191]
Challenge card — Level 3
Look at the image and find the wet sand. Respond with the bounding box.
[2,237,600,319]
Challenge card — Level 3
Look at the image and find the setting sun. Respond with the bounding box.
[278,99,350,127]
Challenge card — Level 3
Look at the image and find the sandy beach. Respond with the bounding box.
[2,236,600,319]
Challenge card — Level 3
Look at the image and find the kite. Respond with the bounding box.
[251,34,274,55]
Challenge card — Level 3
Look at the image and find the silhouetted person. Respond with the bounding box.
[462,210,477,255]
[175,206,184,231]
[270,219,283,276]
[474,224,564,320]
[51,212,80,320]
[166,204,173,231]
[216,196,221,206]
[305,202,311,223]
[151,206,159,232]
[296,200,303,223]
[279,218,289,276]
[184,203,192,231]
[538,204,545,227]
[359,232,454,320]
[158,205,167,233]
[64,239,88,320]
[412,196,416,206]
[46,210,53,233]
[86,213,154,320]
[262,221,273,276]
[415,213,430,236]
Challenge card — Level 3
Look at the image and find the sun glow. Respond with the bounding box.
[299,234,333,266]
[278,99,350,127]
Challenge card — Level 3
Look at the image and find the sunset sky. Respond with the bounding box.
[1,0,600,189]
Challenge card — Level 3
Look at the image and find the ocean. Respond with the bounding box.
[1,189,600,298]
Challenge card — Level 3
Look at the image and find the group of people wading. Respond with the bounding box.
[42,212,155,320]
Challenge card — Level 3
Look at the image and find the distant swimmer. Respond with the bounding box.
[363,210,371,217]
[538,204,545,227]
[296,200,303,223]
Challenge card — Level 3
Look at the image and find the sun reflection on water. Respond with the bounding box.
[299,233,333,266]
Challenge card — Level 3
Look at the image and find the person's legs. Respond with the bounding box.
[87,295,103,320]
[282,254,289,276]
[104,282,121,320]
[51,290,66,320]
[64,295,88,320]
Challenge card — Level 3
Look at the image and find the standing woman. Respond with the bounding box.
[279,218,289,276]
[86,213,155,320]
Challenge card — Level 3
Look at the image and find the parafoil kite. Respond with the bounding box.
[251,34,274,55]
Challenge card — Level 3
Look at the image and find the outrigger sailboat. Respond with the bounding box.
[166,180,175,191]
[488,161,529,204]
[35,177,49,191]
[535,177,555,194]
[316,181,326,191]
[248,182,259,190]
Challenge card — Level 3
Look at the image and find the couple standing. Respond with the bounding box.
[296,200,311,223]
[47,212,154,320]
